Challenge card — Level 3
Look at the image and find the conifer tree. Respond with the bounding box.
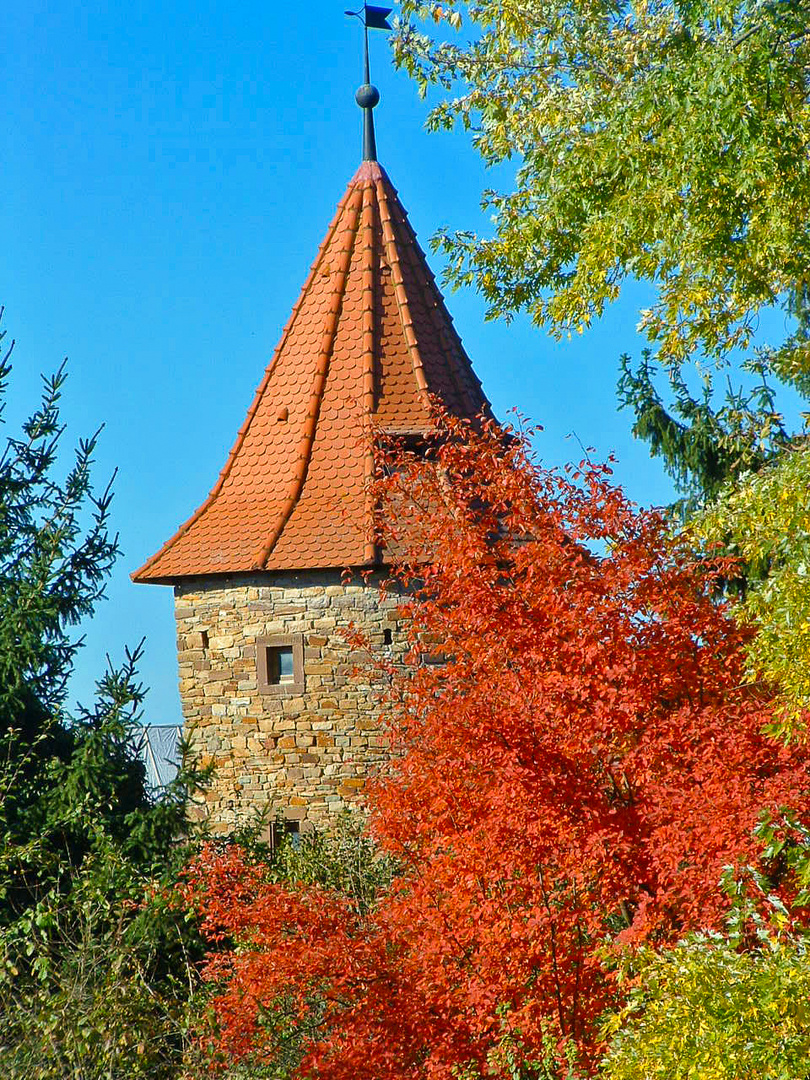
[0,312,202,1078]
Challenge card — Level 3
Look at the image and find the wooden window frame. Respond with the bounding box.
[256,634,304,696]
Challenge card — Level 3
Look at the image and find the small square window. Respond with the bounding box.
[257,634,304,695]
[267,645,294,684]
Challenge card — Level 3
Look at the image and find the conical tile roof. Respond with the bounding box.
[132,160,490,584]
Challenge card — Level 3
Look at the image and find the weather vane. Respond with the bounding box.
[345,4,393,161]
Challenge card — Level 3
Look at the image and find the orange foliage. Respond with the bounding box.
[185,414,810,1078]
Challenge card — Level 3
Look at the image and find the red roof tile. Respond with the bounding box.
[132,161,491,584]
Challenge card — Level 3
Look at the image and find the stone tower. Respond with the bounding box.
[132,69,490,834]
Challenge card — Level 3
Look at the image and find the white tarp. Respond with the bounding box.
[134,725,182,791]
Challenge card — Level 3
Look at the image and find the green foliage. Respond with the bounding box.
[395,0,810,388]
[268,811,397,916]
[0,842,198,1080]
[0,314,205,1077]
[750,812,810,913]
[601,934,810,1080]
[691,443,810,733]
[0,326,132,916]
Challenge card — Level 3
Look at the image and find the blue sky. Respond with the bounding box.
[4,1,694,724]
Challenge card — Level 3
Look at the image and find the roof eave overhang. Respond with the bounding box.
[131,559,382,588]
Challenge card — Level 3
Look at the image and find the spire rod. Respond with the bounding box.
[345,4,392,162]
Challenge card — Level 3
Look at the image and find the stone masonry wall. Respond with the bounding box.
[173,570,404,834]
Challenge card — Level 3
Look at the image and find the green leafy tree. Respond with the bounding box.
[395,0,810,387]
[394,1,810,506]
[601,933,810,1080]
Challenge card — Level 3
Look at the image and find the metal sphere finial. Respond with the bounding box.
[356,83,380,110]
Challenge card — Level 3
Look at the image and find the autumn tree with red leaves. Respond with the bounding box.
[185,415,810,1078]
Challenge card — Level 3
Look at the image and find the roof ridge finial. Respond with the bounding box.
[345,4,392,162]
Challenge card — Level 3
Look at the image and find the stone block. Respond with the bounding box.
[304,663,333,676]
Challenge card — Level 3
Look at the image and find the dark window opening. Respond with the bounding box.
[257,634,304,695]
[266,645,294,685]
[383,628,393,646]
[267,819,301,850]
[286,820,301,848]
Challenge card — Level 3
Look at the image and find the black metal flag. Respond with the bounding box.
[345,5,393,30]
[364,5,393,30]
